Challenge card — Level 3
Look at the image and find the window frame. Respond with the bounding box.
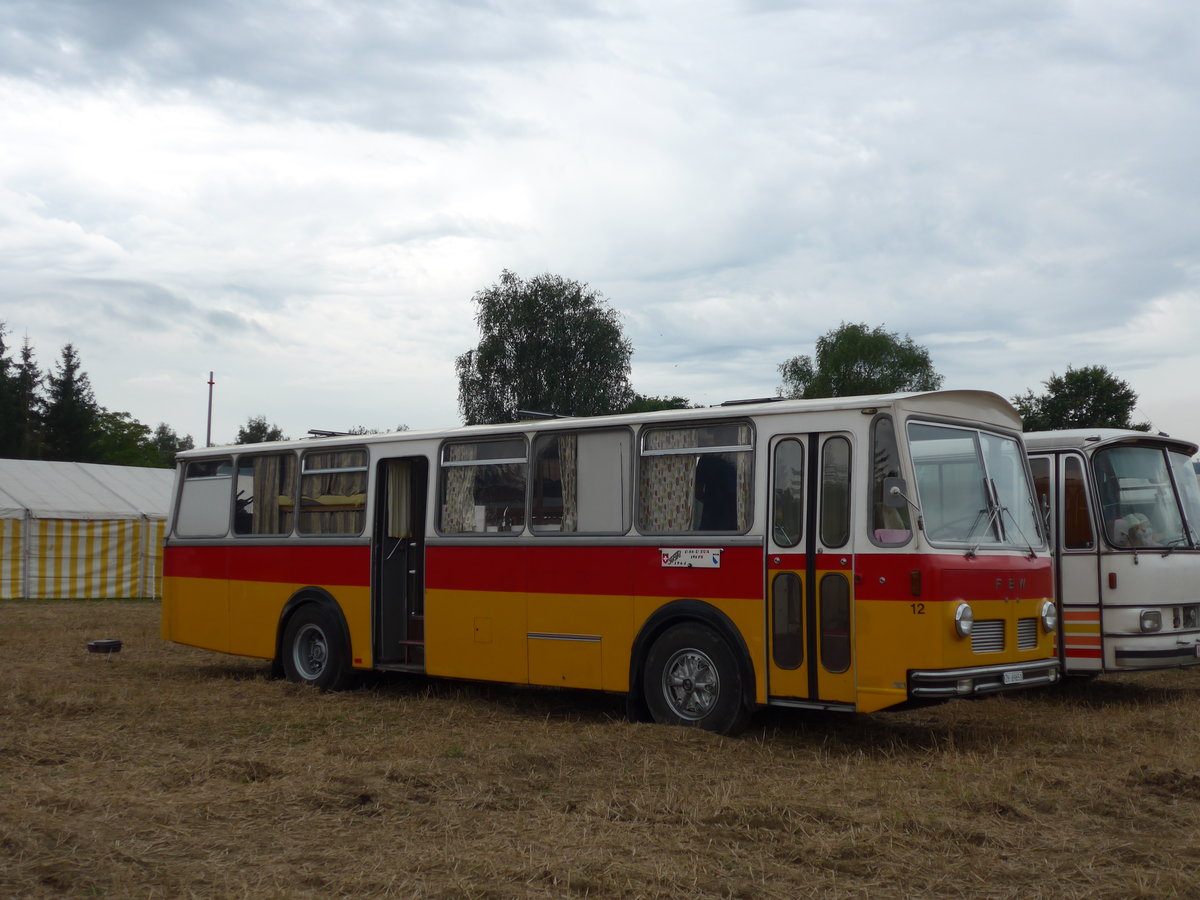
[436,435,529,536]
[233,451,299,538]
[529,427,633,536]
[634,419,756,536]
[297,446,370,537]
[174,457,235,538]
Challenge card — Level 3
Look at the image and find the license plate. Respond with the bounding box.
[1003,670,1024,685]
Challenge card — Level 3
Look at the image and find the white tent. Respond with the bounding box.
[0,459,174,600]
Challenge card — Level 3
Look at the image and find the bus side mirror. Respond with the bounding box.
[883,477,909,508]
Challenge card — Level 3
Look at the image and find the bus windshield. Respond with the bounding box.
[1095,445,1196,548]
[908,422,1042,547]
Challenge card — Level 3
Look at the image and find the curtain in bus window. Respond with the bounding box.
[532,434,579,532]
[387,459,412,539]
[1063,456,1094,549]
[442,443,479,533]
[735,451,752,531]
[638,429,698,532]
[300,450,367,535]
[262,455,296,534]
[242,454,295,535]
[559,434,579,531]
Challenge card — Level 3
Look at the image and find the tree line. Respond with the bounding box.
[1,276,1151,469]
[457,270,1149,432]
[0,324,194,468]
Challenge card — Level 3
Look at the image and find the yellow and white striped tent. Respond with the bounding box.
[0,460,174,600]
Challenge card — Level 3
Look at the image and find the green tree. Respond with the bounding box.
[93,410,160,466]
[778,322,944,399]
[455,270,634,425]
[1012,365,1150,431]
[14,339,44,458]
[236,415,287,444]
[152,423,195,467]
[620,393,695,414]
[0,330,43,459]
[42,343,99,462]
[0,323,18,457]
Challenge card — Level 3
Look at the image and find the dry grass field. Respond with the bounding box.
[3,600,1200,899]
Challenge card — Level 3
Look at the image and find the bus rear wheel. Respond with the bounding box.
[281,605,352,691]
[643,622,750,735]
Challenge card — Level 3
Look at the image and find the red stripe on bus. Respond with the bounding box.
[164,544,371,586]
[424,544,763,599]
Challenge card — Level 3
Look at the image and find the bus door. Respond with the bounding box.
[1031,452,1103,671]
[374,456,428,669]
[767,433,857,706]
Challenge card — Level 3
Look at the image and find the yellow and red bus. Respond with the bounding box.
[1026,429,1200,675]
[162,390,1059,734]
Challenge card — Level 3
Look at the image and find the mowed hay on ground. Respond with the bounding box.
[2,601,1200,899]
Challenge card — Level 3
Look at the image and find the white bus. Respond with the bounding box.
[1026,429,1200,674]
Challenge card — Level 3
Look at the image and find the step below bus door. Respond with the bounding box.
[374,457,427,667]
[767,434,857,707]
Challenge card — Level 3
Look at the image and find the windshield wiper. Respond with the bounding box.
[967,479,1003,558]
[998,503,1038,560]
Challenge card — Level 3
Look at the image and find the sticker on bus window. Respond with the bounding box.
[660,548,723,569]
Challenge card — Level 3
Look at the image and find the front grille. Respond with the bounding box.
[971,620,1005,653]
[1017,617,1039,650]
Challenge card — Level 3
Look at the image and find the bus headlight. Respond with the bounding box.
[1041,601,1058,633]
[1140,610,1162,633]
[954,603,974,638]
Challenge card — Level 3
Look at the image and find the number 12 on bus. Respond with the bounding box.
[162,390,1060,735]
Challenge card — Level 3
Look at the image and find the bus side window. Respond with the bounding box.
[870,416,911,545]
[1063,456,1095,550]
[299,449,368,536]
[175,458,235,538]
[637,423,753,534]
[439,438,527,534]
[820,437,851,548]
[532,431,631,534]
[772,439,804,548]
[234,453,297,536]
[1029,456,1052,545]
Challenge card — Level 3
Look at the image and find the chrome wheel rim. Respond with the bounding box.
[293,623,328,680]
[661,647,719,720]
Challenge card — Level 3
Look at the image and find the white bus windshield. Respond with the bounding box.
[1095,445,1196,548]
[908,422,1042,547]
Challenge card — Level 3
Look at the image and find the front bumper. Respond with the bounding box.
[909,658,1060,699]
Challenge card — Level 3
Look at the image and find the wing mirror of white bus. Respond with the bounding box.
[883,477,912,509]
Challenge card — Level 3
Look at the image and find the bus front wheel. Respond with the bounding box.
[643,622,750,735]
[281,605,352,691]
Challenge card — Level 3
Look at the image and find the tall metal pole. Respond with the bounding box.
[206,371,214,447]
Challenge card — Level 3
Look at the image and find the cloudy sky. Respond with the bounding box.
[2,0,1197,445]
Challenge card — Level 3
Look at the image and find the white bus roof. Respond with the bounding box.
[1023,428,1199,457]
[180,389,1022,461]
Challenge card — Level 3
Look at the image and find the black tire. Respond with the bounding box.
[643,622,751,735]
[281,604,353,691]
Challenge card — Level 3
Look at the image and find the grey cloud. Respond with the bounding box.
[0,0,611,134]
